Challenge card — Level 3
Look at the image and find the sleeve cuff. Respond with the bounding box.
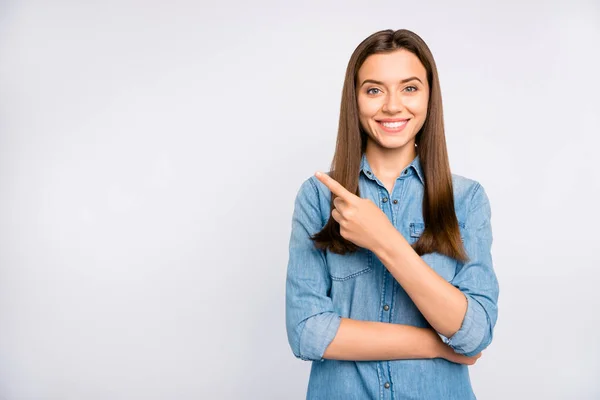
[439,294,486,356]
[299,312,341,362]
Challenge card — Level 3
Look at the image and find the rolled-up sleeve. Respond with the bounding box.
[439,182,500,357]
[285,177,341,362]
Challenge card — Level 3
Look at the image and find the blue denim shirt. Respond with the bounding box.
[285,153,499,399]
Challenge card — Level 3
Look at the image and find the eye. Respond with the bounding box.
[366,88,382,95]
[404,86,418,92]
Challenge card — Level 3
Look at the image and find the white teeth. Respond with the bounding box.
[381,121,407,128]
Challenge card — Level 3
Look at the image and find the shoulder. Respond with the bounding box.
[452,174,491,230]
[297,173,335,202]
[451,173,491,220]
[451,173,482,199]
[296,174,332,200]
[293,175,332,225]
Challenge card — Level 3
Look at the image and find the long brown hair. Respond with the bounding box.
[311,29,468,262]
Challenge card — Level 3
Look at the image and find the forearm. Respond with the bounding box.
[322,317,442,361]
[375,229,467,338]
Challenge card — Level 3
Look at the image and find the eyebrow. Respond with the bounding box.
[359,76,423,87]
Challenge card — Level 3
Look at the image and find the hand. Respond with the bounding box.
[314,171,395,252]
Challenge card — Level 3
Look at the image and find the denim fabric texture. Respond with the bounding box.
[285,153,499,400]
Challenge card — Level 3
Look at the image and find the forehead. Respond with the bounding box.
[358,49,427,84]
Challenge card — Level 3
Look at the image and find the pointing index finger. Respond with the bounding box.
[315,171,354,201]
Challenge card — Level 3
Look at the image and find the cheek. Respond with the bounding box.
[405,95,428,117]
[357,97,380,117]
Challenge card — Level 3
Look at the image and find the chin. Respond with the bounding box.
[376,136,414,149]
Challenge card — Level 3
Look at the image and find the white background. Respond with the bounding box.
[1,1,599,399]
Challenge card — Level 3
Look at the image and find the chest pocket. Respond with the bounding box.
[409,221,466,282]
[326,246,373,281]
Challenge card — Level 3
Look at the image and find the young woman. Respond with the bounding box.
[285,29,499,399]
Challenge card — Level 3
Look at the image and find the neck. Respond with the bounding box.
[365,140,417,180]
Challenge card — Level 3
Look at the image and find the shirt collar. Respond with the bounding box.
[360,152,425,185]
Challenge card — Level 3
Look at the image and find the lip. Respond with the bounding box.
[376,118,410,122]
[376,118,410,133]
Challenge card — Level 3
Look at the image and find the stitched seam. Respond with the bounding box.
[308,177,327,227]
[330,266,373,281]
[296,319,308,360]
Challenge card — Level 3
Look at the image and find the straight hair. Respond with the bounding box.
[311,29,468,262]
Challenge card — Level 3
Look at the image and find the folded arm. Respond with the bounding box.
[375,182,499,357]
[285,178,479,363]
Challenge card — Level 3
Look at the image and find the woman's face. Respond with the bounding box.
[356,49,430,151]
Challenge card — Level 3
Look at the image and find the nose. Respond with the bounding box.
[382,91,403,114]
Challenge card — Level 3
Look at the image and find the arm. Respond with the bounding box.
[323,317,439,361]
[285,178,477,362]
[375,232,467,339]
[324,318,480,364]
[375,183,499,356]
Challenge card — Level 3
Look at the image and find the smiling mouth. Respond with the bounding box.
[376,119,410,132]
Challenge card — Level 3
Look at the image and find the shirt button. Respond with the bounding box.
[392,199,398,204]
[382,197,388,203]
[366,170,372,175]
[384,382,390,389]
[383,304,389,311]
[403,170,408,175]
